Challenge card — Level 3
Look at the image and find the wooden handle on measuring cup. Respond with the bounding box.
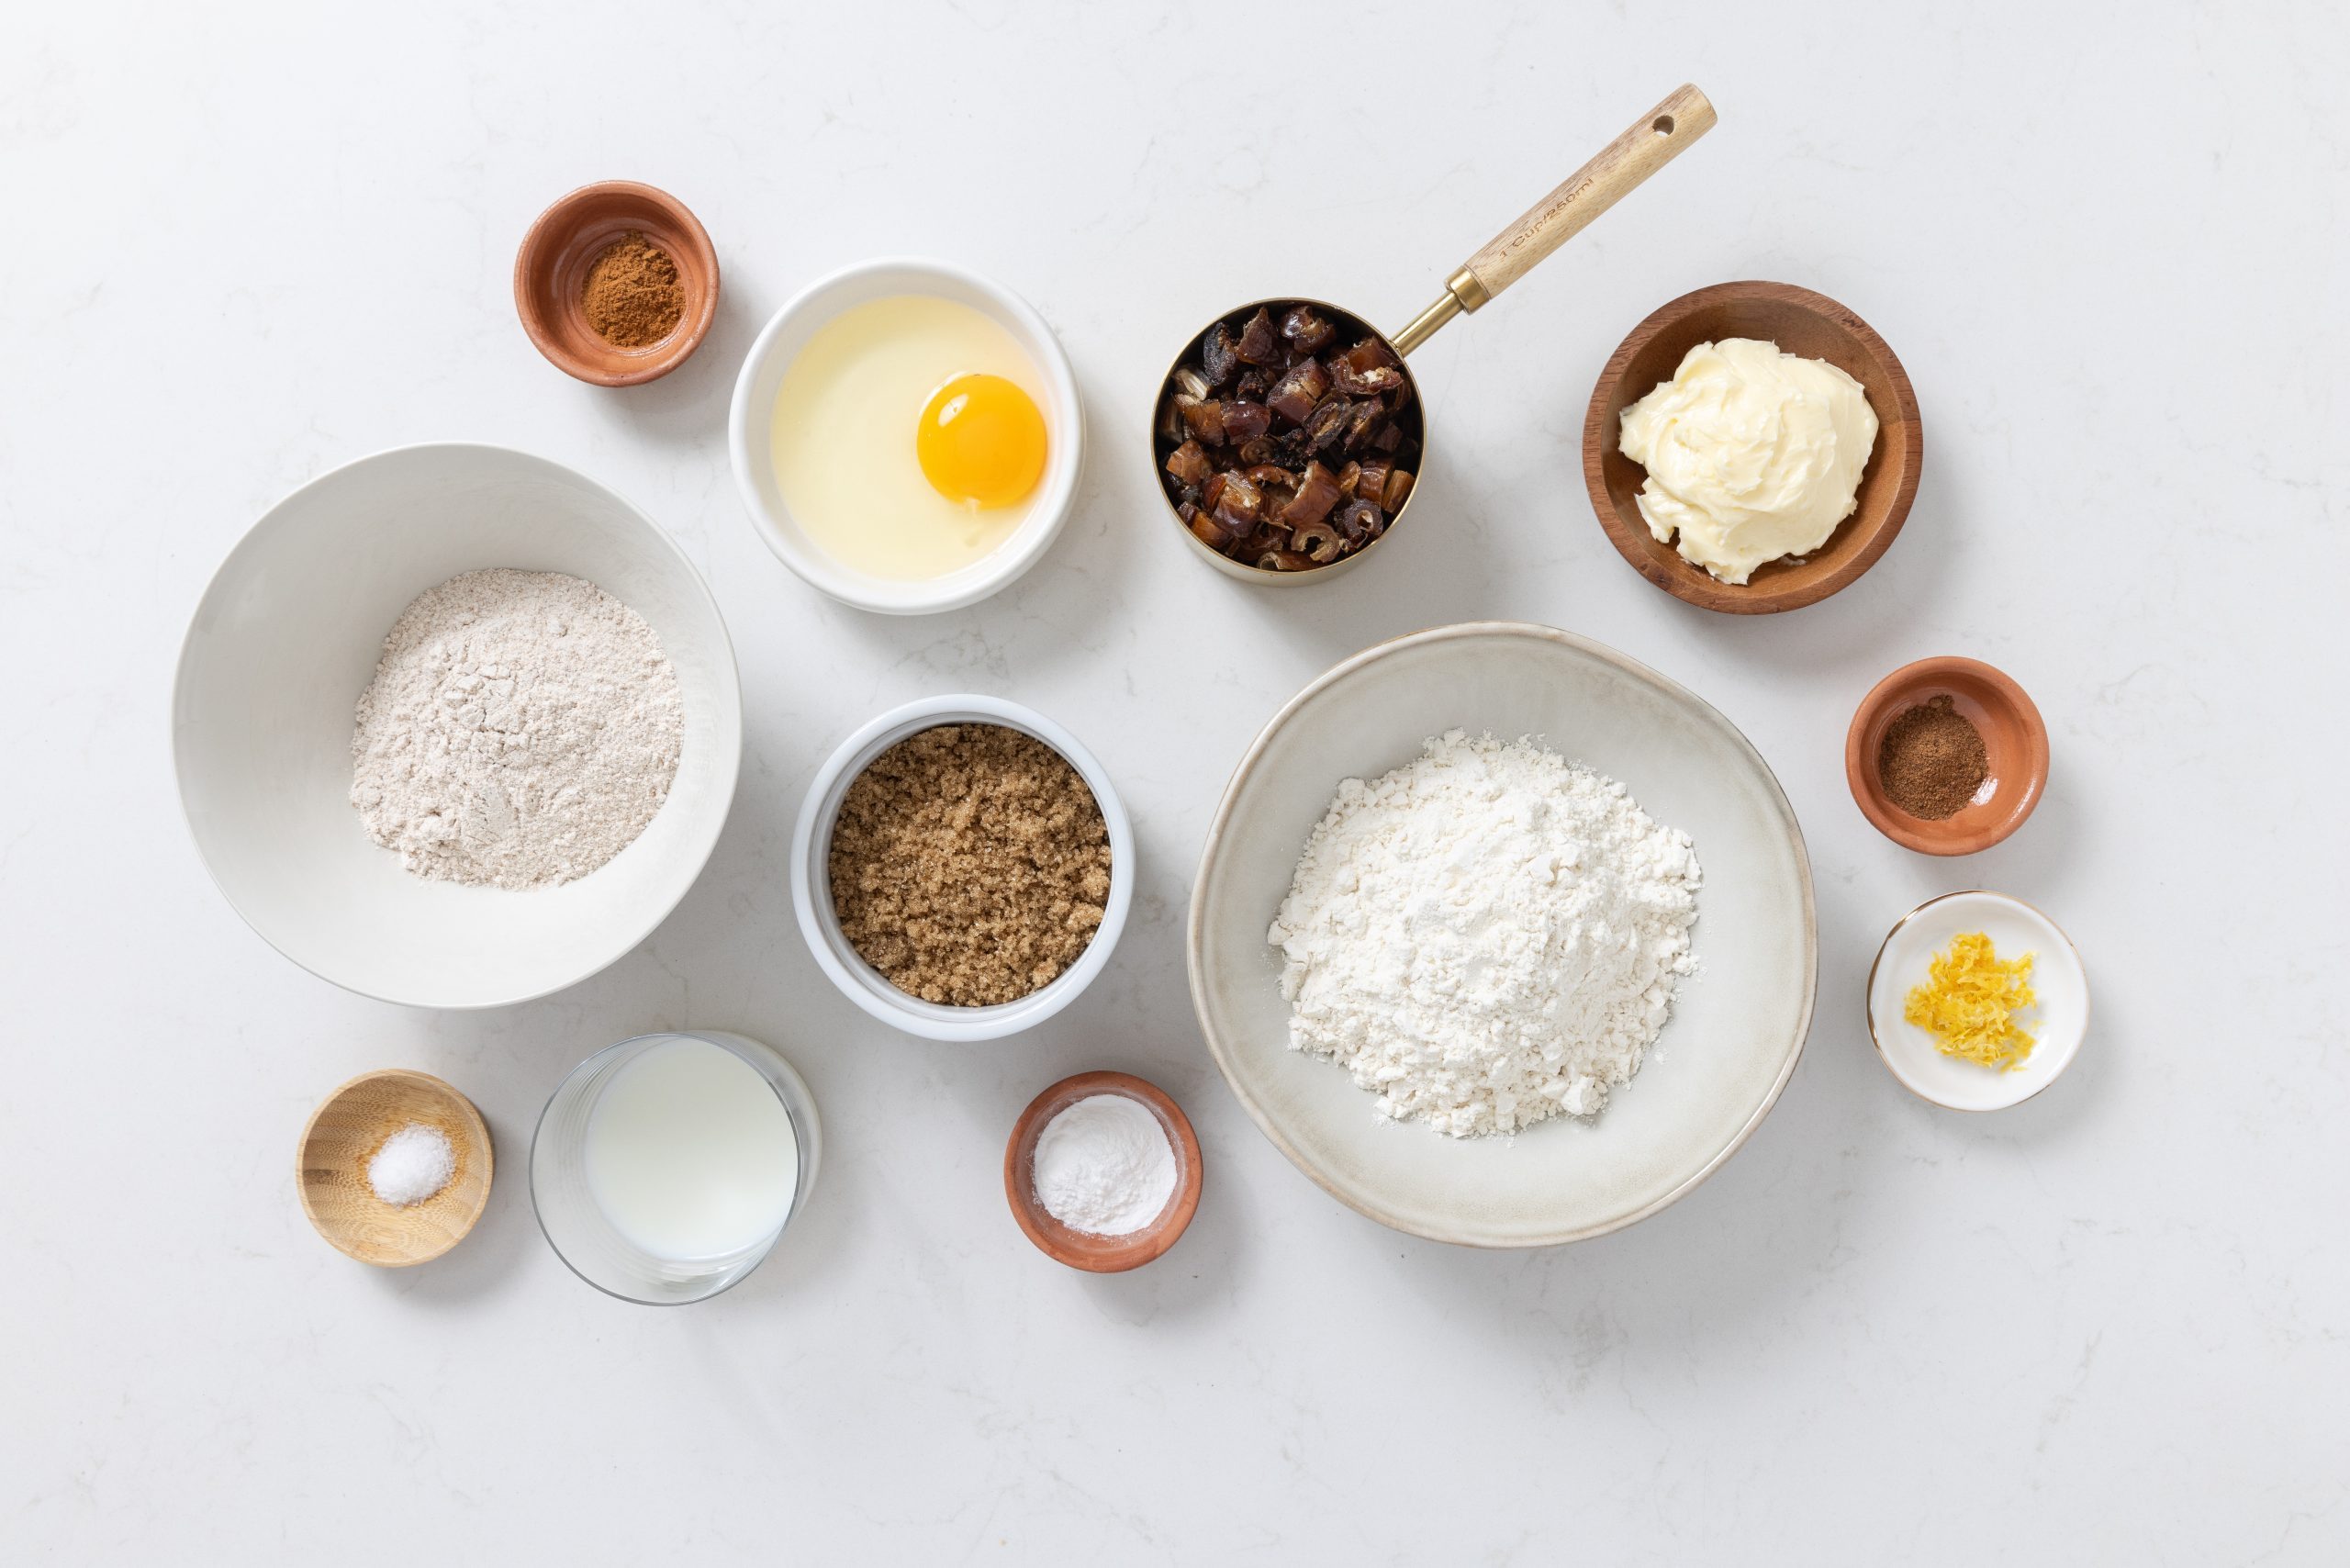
[1460,84,1716,305]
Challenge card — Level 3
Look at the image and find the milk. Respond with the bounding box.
[584,1036,800,1261]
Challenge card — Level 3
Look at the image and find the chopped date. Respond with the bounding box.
[1221,400,1271,443]
[1278,460,1343,528]
[1266,360,1328,425]
[1233,308,1281,365]
[1165,440,1212,486]
[1160,301,1424,571]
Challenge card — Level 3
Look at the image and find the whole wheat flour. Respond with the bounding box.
[349,569,683,890]
[1268,731,1702,1137]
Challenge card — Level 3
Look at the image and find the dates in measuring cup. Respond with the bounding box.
[1157,302,1420,571]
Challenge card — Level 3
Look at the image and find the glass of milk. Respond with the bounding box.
[530,1030,822,1304]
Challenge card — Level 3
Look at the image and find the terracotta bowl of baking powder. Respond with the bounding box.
[1005,1071,1203,1273]
[515,181,719,386]
[1846,656,2048,856]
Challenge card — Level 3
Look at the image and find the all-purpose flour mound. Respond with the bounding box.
[1268,731,1702,1137]
[350,569,683,890]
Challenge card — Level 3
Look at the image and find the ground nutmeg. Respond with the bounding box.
[580,231,684,348]
[1876,694,1989,819]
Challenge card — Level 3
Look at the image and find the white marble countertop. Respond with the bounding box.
[6,3,2344,1561]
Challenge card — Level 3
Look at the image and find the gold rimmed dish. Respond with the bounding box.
[1866,890,2087,1111]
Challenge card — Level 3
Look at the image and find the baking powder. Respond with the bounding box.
[1032,1094,1178,1235]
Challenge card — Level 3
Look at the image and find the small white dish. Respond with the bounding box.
[1188,622,1817,1249]
[790,695,1133,1041]
[1867,890,2087,1111]
[728,257,1084,615]
[173,443,743,1010]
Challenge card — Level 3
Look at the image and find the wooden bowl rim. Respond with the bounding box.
[512,180,720,387]
[1003,1070,1203,1272]
[1582,279,1922,614]
[297,1068,494,1267]
[1843,655,2049,855]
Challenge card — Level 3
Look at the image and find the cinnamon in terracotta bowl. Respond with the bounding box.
[514,181,719,386]
[1846,656,2047,856]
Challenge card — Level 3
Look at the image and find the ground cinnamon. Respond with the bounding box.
[580,232,684,348]
[1876,695,1989,820]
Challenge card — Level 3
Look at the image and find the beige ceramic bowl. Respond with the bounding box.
[1188,622,1816,1248]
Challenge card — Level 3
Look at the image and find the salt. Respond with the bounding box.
[367,1123,455,1207]
[1031,1094,1178,1237]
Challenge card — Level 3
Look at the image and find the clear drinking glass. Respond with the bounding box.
[530,1029,822,1305]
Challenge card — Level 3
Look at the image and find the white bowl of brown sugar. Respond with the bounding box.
[790,695,1133,1041]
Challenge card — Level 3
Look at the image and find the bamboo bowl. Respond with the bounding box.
[1004,1071,1203,1272]
[1583,280,1922,613]
[297,1070,493,1267]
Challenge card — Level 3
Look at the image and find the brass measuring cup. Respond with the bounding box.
[1154,84,1717,584]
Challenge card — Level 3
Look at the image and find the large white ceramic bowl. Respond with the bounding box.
[173,443,743,1010]
[790,694,1133,1041]
[1188,622,1816,1248]
[728,257,1084,615]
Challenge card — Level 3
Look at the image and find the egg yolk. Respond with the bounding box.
[916,374,1046,509]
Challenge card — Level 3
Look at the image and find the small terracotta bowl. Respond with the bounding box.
[1005,1071,1203,1272]
[297,1070,493,1267]
[1846,656,2048,855]
[514,181,719,386]
[1583,280,1922,613]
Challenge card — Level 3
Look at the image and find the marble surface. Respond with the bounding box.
[6,2,2344,1561]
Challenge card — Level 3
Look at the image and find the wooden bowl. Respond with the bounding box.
[297,1070,493,1267]
[1583,280,1922,613]
[1846,656,2048,856]
[1004,1071,1203,1272]
[513,181,719,386]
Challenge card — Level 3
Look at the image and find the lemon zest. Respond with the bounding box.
[1903,931,2037,1071]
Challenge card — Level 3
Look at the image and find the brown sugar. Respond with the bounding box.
[828,724,1113,1006]
[1876,694,1989,820]
[580,231,684,348]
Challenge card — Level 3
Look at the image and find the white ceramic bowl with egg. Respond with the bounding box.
[173,443,743,1010]
[789,694,1133,1041]
[729,258,1084,615]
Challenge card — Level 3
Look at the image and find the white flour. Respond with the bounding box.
[350,569,683,890]
[1268,731,1702,1137]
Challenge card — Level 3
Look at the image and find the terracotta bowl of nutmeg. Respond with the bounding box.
[514,181,719,386]
[1847,656,2047,856]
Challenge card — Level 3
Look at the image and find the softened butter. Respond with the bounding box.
[1617,338,1878,585]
